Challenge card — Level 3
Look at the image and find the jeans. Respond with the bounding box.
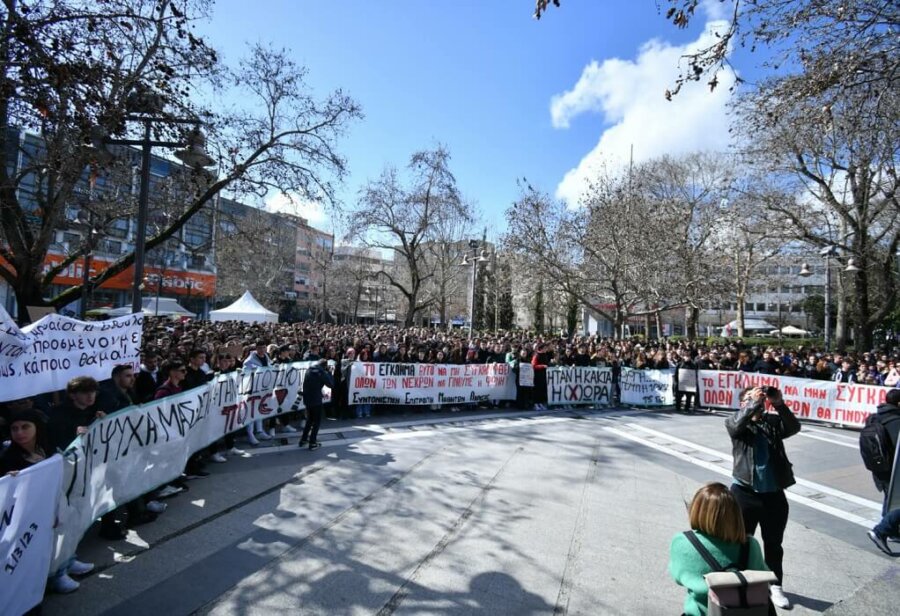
[874,508,900,538]
[301,404,324,444]
[731,483,789,582]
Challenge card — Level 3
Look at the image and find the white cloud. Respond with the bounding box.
[551,18,737,206]
[264,192,329,228]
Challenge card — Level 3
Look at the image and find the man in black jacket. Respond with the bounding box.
[673,352,699,413]
[299,359,334,450]
[725,386,800,609]
[865,389,900,554]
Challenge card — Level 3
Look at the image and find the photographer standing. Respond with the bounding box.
[725,386,801,609]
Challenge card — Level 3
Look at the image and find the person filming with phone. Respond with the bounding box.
[725,386,801,609]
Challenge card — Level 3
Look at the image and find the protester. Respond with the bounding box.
[864,389,900,555]
[669,482,771,616]
[299,358,334,450]
[243,340,274,445]
[674,351,699,414]
[725,386,800,609]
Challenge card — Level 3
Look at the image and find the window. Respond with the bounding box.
[183,212,211,248]
[96,239,122,255]
[756,303,767,312]
[107,217,129,239]
[745,303,754,313]
[186,254,206,270]
[780,286,791,294]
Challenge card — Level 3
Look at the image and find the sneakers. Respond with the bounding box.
[309,442,321,451]
[209,452,228,463]
[246,432,260,446]
[145,500,167,514]
[227,446,248,456]
[298,439,308,448]
[256,431,273,441]
[68,559,95,576]
[867,530,893,555]
[279,424,298,433]
[50,573,80,594]
[769,584,791,609]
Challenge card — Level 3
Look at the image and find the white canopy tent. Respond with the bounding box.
[209,291,278,323]
[720,319,777,336]
[769,325,811,336]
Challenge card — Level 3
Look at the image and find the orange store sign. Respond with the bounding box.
[1,253,216,297]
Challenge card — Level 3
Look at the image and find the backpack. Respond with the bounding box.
[683,531,777,616]
[859,414,893,474]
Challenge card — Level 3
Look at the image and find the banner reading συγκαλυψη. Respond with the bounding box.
[620,368,675,406]
[0,305,142,402]
[546,366,613,407]
[348,362,515,406]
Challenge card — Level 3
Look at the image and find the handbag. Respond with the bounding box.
[683,531,778,615]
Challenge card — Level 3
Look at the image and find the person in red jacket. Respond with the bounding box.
[531,342,552,410]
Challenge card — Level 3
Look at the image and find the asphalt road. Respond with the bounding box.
[41,407,900,615]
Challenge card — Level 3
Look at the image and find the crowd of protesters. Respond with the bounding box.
[2,316,900,601]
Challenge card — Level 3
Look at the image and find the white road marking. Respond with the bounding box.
[796,431,859,449]
[623,422,882,512]
[805,427,859,443]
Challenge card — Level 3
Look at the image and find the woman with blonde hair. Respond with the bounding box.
[669,482,771,616]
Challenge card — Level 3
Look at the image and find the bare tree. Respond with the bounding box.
[347,147,473,327]
[0,0,361,319]
[737,76,900,349]
[534,1,898,102]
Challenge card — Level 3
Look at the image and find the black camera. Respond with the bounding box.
[765,386,780,397]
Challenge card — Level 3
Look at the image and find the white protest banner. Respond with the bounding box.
[676,367,698,393]
[698,370,887,428]
[348,362,515,406]
[620,368,675,406]
[51,361,319,571]
[0,305,142,402]
[518,363,534,387]
[1,455,63,616]
[546,366,613,407]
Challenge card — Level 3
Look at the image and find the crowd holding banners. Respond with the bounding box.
[4,313,900,612]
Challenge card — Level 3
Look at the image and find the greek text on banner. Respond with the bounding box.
[348,362,515,405]
[1,455,63,616]
[546,367,613,406]
[0,305,142,402]
[698,369,886,428]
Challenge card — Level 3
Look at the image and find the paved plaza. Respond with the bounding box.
[42,408,900,615]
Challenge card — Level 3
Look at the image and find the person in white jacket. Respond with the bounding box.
[243,341,273,445]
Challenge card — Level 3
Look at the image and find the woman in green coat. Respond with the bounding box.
[669,482,770,616]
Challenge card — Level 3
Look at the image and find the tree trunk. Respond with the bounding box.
[686,305,699,340]
[736,296,745,338]
[655,310,663,339]
[644,313,651,339]
[855,254,874,350]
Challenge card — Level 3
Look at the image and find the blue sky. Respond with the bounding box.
[198,1,753,237]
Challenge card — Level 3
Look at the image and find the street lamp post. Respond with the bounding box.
[461,239,489,340]
[800,246,859,351]
[98,116,213,314]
